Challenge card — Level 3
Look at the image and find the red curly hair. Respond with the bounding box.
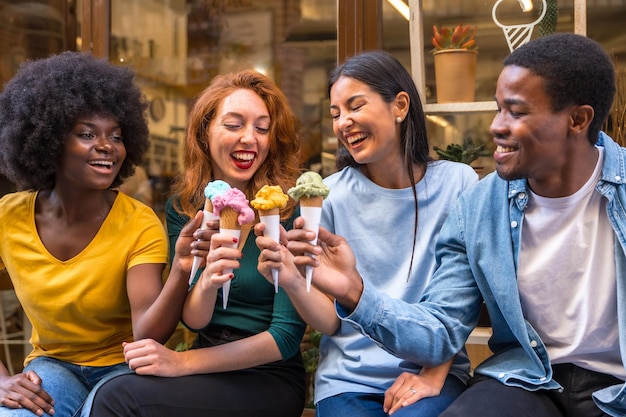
[172,70,302,220]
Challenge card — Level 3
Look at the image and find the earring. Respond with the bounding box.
[396,117,403,123]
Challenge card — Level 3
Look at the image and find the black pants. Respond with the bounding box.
[440,364,622,417]
[89,326,305,417]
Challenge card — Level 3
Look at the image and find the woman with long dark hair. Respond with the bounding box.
[257,50,478,417]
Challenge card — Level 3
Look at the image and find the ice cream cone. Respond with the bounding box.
[288,172,329,293]
[258,207,280,217]
[219,206,242,230]
[190,180,232,286]
[251,185,289,293]
[299,196,324,207]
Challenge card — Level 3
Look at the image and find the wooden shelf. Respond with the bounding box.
[467,326,492,345]
[424,101,498,115]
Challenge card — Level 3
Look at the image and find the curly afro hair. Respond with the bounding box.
[0,51,150,190]
[504,33,616,145]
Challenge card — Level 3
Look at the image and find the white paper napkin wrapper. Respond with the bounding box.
[300,205,322,292]
[259,214,281,292]
[219,227,241,309]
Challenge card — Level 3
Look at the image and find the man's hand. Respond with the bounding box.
[286,217,364,311]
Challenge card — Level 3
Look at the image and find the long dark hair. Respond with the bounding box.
[328,50,432,280]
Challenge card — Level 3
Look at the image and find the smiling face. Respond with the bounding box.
[491,65,576,187]
[58,113,126,190]
[329,76,404,168]
[208,89,270,191]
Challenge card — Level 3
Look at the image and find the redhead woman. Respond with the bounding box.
[89,70,307,417]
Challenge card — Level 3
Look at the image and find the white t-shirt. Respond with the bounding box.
[518,147,625,380]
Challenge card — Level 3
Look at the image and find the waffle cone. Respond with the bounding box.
[203,198,213,212]
[258,207,280,217]
[219,207,241,230]
[299,196,323,207]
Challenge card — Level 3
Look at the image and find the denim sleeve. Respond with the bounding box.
[337,201,483,367]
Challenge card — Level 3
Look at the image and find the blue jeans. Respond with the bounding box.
[315,374,466,417]
[0,357,131,417]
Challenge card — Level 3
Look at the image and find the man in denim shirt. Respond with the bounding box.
[289,33,625,416]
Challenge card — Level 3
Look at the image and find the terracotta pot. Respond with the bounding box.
[433,49,478,103]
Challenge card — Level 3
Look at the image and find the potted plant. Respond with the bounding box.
[431,23,478,103]
[301,328,322,409]
[433,137,485,166]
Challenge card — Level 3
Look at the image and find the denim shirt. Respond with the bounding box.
[340,132,626,416]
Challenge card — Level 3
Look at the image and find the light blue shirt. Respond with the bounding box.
[341,132,626,416]
[315,160,478,403]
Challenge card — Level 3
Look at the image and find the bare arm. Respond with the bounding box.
[182,231,243,328]
[128,212,204,343]
[123,331,282,377]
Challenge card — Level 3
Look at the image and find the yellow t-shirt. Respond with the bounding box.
[0,191,168,366]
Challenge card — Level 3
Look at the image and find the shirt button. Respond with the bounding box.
[540,377,546,381]
[518,193,526,199]
[530,340,538,347]
[511,221,518,228]
[498,373,505,378]
[616,176,622,181]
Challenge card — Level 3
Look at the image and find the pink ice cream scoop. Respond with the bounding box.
[212,188,255,227]
[211,187,254,310]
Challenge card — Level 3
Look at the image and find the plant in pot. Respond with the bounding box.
[431,23,478,103]
[433,137,485,166]
[301,328,322,409]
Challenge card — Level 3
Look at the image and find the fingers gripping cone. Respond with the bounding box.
[189,198,219,285]
[259,208,281,292]
[212,187,254,310]
[299,196,323,292]
[288,172,329,293]
[219,206,241,309]
[251,185,289,293]
[191,180,231,285]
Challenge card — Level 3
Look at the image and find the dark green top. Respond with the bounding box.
[165,197,306,360]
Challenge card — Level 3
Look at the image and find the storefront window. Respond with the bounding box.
[108,0,337,211]
[0,0,75,90]
[1,1,625,191]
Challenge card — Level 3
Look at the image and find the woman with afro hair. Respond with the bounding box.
[0,51,204,416]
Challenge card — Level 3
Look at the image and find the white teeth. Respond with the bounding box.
[232,152,254,161]
[90,161,113,167]
[347,133,367,144]
[496,145,516,153]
